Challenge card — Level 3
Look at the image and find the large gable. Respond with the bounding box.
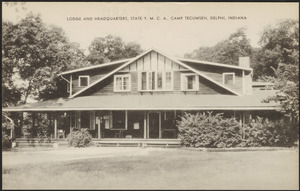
[119,51,187,72]
[66,48,248,98]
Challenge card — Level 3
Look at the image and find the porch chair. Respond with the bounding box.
[115,130,123,138]
[22,128,31,138]
[57,129,65,139]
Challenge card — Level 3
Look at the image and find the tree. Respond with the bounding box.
[185,28,252,66]
[255,19,299,122]
[2,13,90,106]
[252,19,299,80]
[87,35,143,65]
[3,2,26,13]
[263,64,299,122]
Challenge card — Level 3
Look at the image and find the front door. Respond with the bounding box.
[148,112,161,139]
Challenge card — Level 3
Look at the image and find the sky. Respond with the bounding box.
[2,2,299,57]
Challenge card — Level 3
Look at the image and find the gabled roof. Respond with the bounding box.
[60,58,131,75]
[2,90,281,112]
[69,48,156,98]
[171,57,242,96]
[66,48,249,98]
[177,57,253,71]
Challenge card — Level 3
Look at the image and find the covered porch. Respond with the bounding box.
[2,92,281,147]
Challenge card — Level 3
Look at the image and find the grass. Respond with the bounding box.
[2,148,299,189]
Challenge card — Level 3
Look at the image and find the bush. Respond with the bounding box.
[67,128,92,147]
[242,117,299,147]
[177,112,242,148]
[177,112,299,148]
[37,118,51,138]
[2,118,12,149]
[2,131,11,149]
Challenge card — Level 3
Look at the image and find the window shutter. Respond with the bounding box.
[183,75,187,90]
[138,72,141,91]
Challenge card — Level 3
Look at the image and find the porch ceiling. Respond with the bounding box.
[2,90,281,112]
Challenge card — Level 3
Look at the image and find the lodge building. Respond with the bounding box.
[3,48,281,147]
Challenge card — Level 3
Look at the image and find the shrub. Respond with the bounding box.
[2,118,12,149]
[242,117,299,147]
[37,118,51,138]
[67,128,92,147]
[177,112,242,148]
[2,131,11,149]
[177,112,298,148]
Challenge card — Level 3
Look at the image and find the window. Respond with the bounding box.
[139,71,173,91]
[148,72,155,90]
[141,72,147,90]
[78,76,89,87]
[223,73,235,85]
[114,74,131,92]
[181,73,199,91]
[165,72,172,90]
[157,72,163,90]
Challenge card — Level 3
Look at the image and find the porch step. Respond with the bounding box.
[15,138,181,148]
[15,138,69,148]
[94,139,181,148]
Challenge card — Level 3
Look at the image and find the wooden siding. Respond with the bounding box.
[68,64,123,94]
[119,51,186,72]
[88,70,230,96]
[69,51,244,97]
[183,61,244,94]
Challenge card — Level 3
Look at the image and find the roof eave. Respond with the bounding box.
[177,57,253,71]
[2,106,281,112]
[59,58,132,76]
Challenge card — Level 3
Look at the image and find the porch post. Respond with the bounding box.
[98,120,101,139]
[70,75,73,97]
[54,113,57,139]
[20,112,24,138]
[32,112,35,137]
[78,111,81,129]
[144,112,147,139]
[239,112,242,129]
[242,111,245,139]
[97,113,101,139]
[239,111,245,140]
[69,111,72,133]
[159,112,162,139]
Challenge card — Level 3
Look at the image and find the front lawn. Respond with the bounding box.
[2,148,298,189]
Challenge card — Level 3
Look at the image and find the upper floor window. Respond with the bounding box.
[78,76,90,87]
[114,74,131,92]
[181,73,199,91]
[139,71,173,91]
[223,73,235,85]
